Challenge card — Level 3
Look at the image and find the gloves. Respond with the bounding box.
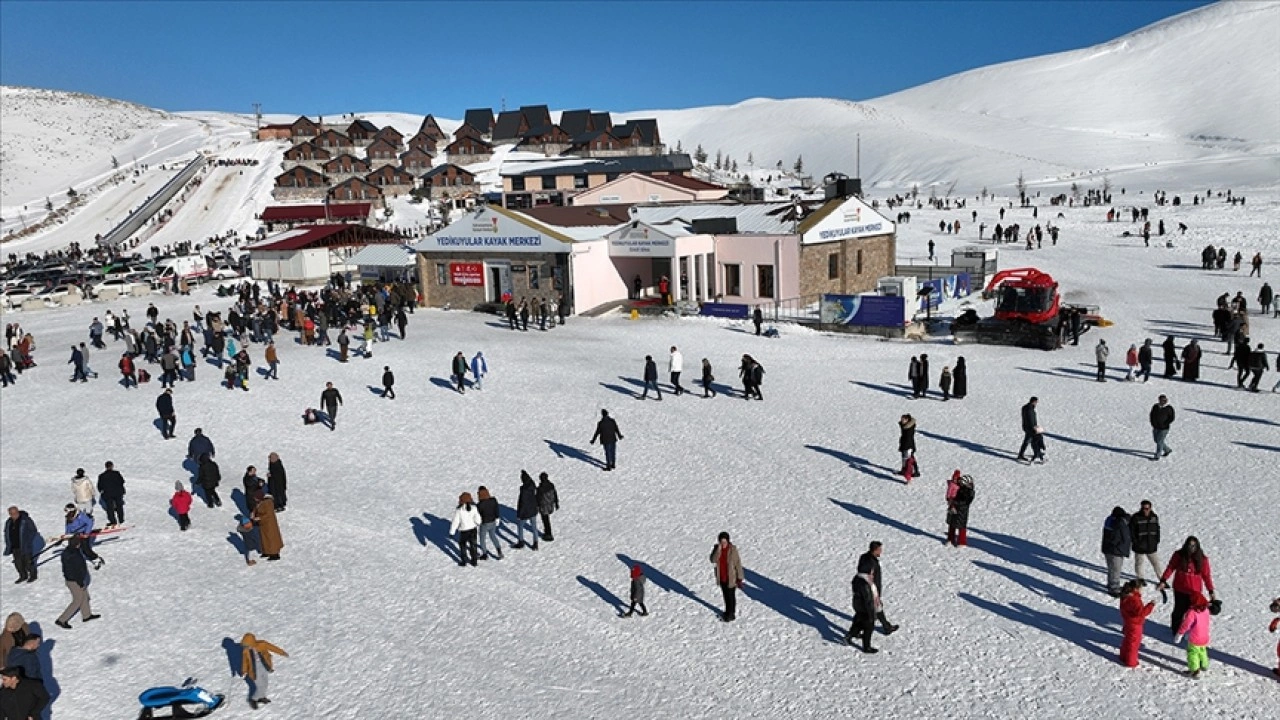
[589,440,595,445]
[1268,618,1279,633]
[1174,634,1183,644]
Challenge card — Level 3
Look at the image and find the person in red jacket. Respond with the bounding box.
[118,353,137,389]
[1268,597,1280,679]
[171,481,192,531]
[1118,580,1156,667]
[1157,536,1215,637]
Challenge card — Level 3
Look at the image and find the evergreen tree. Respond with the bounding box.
[731,160,738,173]
[67,187,78,199]
[714,149,723,170]
[111,156,119,170]
[793,155,804,173]
[45,197,53,212]
[694,144,707,163]
[747,152,754,166]
[675,140,683,153]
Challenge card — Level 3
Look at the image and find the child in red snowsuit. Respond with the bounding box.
[171,481,193,531]
[1118,580,1156,667]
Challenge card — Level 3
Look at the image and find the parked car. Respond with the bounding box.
[39,283,85,301]
[91,276,147,298]
[210,264,241,280]
[0,286,37,307]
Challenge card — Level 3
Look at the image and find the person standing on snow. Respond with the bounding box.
[118,353,137,388]
[701,358,716,398]
[710,531,744,622]
[54,536,100,629]
[668,346,685,396]
[1150,394,1175,460]
[1247,343,1270,392]
[1118,580,1157,668]
[945,472,974,546]
[752,306,763,336]
[476,487,502,560]
[171,482,193,531]
[267,453,287,512]
[640,355,662,401]
[536,472,559,542]
[1181,339,1202,382]
[239,634,288,710]
[1157,536,1216,637]
[197,454,222,508]
[1138,339,1154,382]
[1174,593,1213,678]
[857,541,900,635]
[939,365,952,401]
[1016,397,1045,463]
[381,366,396,399]
[3,507,39,583]
[1258,282,1274,316]
[1124,344,1139,381]
[898,414,919,482]
[70,469,95,516]
[1102,507,1132,596]
[590,409,623,471]
[1161,336,1180,378]
[1129,500,1161,585]
[514,471,539,551]
[320,382,342,430]
[470,351,488,391]
[451,352,468,394]
[952,357,968,398]
[1095,339,1110,382]
[187,428,215,462]
[622,565,648,617]
[156,387,176,439]
[845,570,879,653]
[449,492,481,567]
[251,490,283,561]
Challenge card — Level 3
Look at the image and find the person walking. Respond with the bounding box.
[3,507,39,583]
[907,356,922,398]
[1174,593,1213,677]
[845,570,879,653]
[187,428,215,462]
[640,355,662,401]
[700,358,716,398]
[1157,536,1216,637]
[97,458,126,527]
[1102,507,1133,596]
[68,345,87,382]
[156,388,176,439]
[118,353,137,388]
[710,532,744,622]
[622,565,648,617]
[449,492,481,567]
[239,633,288,710]
[514,471,539,551]
[236,513,260,566]
[171,481,193,531]
[1130,500,1161,586]
[1016,397,1045,463]
[1181,339,1202,382]
[952,357,968,399]
[945,471,975,547]
[1161,336,1180,378]
[54,536,100,628]
[857,541,900,634]
[71,468,96,516]
[476,486,502,560]
[381,366,396,399]
[536,472,559,542]
[267,453,287,512]
[668,346,684,396]
[470,351,488,391]
[1095,339,1110,382]
[1124,344,1139,381]
[1150,394,1175,460]
[264,341,279,380]
[251,491,283,561]
[1118,580,1157,668]
[1138,339,1154,382]
[898,414,919,482]
[590,409,623,471]
[1247,343,1270,392]
[450,351,469,394]
[320,382,342,430]
[1259,282,1274,316]
[197,454,222,508]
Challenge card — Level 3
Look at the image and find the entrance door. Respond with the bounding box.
[486,260,512,302]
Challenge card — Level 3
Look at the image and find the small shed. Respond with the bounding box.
[350,243,418,283]
[248,224,403,284]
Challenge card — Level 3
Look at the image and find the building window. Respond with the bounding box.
[856,249,864,275]
[541,175,557,190]
[529,265,540,289]
[605,173,619,183]
[828,253,840,280]
[511,177,526,191]
[756,265,775,299]
[724,264,741,297]
[574,174,588,189]
[436,263,447,285]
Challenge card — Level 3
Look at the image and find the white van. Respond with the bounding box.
[150,256,211,288]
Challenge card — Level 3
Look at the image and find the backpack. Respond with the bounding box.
[956,475,975,502]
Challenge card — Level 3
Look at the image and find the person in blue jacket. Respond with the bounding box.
[3,506,40,583]
[470,352,488,391]
[187,428,214,461]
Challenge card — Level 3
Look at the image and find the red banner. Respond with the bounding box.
[450,262,484,286]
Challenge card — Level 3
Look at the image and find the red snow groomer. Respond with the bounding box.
[952,267,1096,350]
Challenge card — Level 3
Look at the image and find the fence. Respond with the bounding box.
[98,154,207,248]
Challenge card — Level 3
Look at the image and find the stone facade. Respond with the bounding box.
[416,252,563,309]
[797,233,896,297]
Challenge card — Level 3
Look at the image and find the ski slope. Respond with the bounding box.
[0,190,1277,719]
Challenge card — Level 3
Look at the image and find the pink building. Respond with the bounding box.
[571,172,728,205]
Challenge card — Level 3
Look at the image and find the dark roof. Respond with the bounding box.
[653,174,724,191]
[613,119,659,145]
[420,164,474,180]
[418,114,443,134]
[261,204,371,222]
[492,110,524,141]
[502,153,694,178]
[519,205,633,227]
[276,166,325,180]
[251,224,401,252]
[521,124,564,140]
[559,110,592,138]
[348,119,379,133]
[324,154,370,167]
[374,126,403,140]
[589,112,612,131]
[520,105,552,127]
[447,135,493,152]
[463,108,494,133]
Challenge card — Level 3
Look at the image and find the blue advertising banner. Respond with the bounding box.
[918,272,971,311]
[700,302,750,319]
[820,295,906,327]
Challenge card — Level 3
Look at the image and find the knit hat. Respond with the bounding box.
[718,531,730,542]
[64,503,76,513]
[631,565,643,579]
[1189,591,1209,610]
[951,470,962,482]
[174,481,184,492]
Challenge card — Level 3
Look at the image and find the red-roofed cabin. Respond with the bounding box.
[247,224,404,283]
[259,203,373,231]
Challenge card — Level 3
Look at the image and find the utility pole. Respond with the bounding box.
[252,102,262,131]
[856,133,861,179]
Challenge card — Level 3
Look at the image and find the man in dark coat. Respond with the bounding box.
[1149,395,1175,460]
[916,354,930,397]
[845,572,879,653]
[68,345,87,382]
[589,409,623,471]
[3,506,39,583]
[1016,397,1044,463]
[1181,340,1201,382]
[155,388,176,439]
[197,454,222,508]
[752,306,763,336]
[536,472,559,542]
[187,428,214,461]
[267,453,287,512]
[1232,338,1253,387]
[1137,339,1154,382]
[320,382,343,430]
[1247,343,1270,392]
[1101,507,1132,596]
[0,665,51,720]
[856,542,900,635]
[55,536,99,628]
[952,357,967,399]
[381,366,396,399]
[640,355,662,400]
[451,352,468,394]
[1129,500,1161,586]
[96,461,127,527]
[515,471,539,550]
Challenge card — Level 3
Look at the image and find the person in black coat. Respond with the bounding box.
[1137,339,1154,382]
[381,366,396,399]
[844,572,879,653]
[451,352,468,394]
[589,409,623,470]
[1016,397,1043,463]
[916,354,931,397]
[640,355,662,400]
[856,542,899,634]
[267,453,287,512]
[155,388,176,439]
[187,428,214,461]
[897,414,919,480]
[1161,336,1180,378]
[514,471,539,550]
[320,382,343,429]
[476,487,502,560]
[3,507,39,583]
[952,357,968,399]
[97,461,127,527]
[55,536,99,628]
[1129,500,1161,585]
[0,666,51,720]
[752,306,763,336]
[536,472,559,542]
[197,454,222,508]
[947,474,975,546]
[1101,506,1132,596]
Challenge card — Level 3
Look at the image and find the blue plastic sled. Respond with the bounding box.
[138,686,225,719]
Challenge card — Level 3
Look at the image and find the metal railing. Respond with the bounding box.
[98,154,207,248]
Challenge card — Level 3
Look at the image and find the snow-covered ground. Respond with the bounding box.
[0,190,1277,719]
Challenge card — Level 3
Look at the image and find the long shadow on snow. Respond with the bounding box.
[576,575,625,614]
[1233,441,1280,453]
[849,380,911,400]
[221,637,242,678]
[410,512,460,563]
[828,498,946,543]
[428,377,459,392]
[616,553,720,616]
[229,488,252,517]
[968,527,1106,578]
[1189,408,1279,427]
[804,444,902,483]
[1017,366,1101,385]
[27,622,59,717]
[598,381,640,399]
[1041,432,1150,459]
[741,568,852,643]
[545,439,606,468]
[917,429,1019,462]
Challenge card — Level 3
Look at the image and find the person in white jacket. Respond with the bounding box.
[470,352,488,391]
[449,492,482,567]
[1095,339,1110,382]
[668,346,685,396]
[71,469,95,515]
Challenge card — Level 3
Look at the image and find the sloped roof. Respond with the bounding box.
[420,164,474,180]
[260,204,371,222]
[463,108,494,132]
[492,110,524,141]
[519,204,634,227]
[590,111,612,131]
[626,202,802,236]
[501,154,694,178]
[350,243,417,267]
[520,105,552,127]
[559,109,592,138]
[348,119,379,133]
[613,119,659,145]
[652,174,724,191]
[248,224,401,252]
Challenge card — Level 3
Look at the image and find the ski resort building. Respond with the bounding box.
[247,224,403,283]
[500,154,695,209]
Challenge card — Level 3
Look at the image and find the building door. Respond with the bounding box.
[486,260,512,302]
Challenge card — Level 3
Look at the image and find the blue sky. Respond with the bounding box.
[1,1,1211,116]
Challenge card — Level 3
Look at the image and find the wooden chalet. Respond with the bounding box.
[284,142,332,163]
[365,138,400,164]
[365,165,415,188]
[373,126,404,148]
[323,154,371,175]
[417,114,446,142]
[289,116,320,140]
[346,119,380,144]
[275,166,327,189]
[328,177,386,207]
[445,135,494,162]
[313,129,353,151]
[399,147,435,172]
